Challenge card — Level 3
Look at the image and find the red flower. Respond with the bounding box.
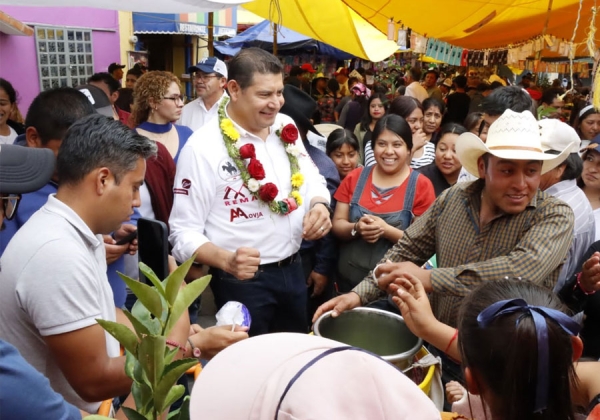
[259,183,278,202]
[280,124,299,144]
[239,144,256,160]
[247,158,265,180]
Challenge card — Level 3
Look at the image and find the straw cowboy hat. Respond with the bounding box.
[190,333,440,420]
[456,109,573,177]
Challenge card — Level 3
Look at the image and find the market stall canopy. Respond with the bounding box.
[246,0,597,55]
[214,19,353,60]
[0,0,248,13]
[242,2,398,62]
[344,0,597,50]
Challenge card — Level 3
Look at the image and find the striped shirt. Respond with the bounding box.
[410,142,435,169]
[545,179,595,291]
[352,179,575,327]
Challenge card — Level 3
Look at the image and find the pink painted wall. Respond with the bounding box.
[0,6,121,115]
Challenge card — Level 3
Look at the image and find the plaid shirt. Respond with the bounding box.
[352,179,575,327]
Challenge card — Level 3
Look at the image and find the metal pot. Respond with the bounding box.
[313,307,423,370]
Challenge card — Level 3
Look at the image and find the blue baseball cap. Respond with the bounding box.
[188,57,228,79]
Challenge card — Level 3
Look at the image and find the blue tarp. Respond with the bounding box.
[133,13,236,37]
[214,20,353,60]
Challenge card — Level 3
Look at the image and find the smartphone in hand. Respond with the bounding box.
[114,230,138,246]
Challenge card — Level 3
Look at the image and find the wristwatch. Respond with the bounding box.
[312,201,333,217]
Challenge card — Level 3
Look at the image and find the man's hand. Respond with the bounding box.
[189,324,249,360]
[302,202,332,241]
[375,261,433,294]
[312,292,361,323]
[356,215,384,243]
[307,271,328,297]
[224,247,260,280]
[103,235,129,265]
[580,252,600,292]
[391,274,436,339]
[113,224,138,255]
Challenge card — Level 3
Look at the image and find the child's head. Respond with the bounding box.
[326,128,360,179]
[458,280,582,420]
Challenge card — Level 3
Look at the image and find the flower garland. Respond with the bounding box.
[218,97,303,215]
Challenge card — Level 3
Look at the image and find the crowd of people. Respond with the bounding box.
[2,46,600,419]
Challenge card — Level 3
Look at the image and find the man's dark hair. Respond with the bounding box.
[541,88,563,106]
[477,83,491,92]
[25,88,96,145]
[348,77,360,88]
[408,67,422,81]
[425,70,439,80]
[480,86,533,116]
[545,150,583,181]
[126,68,142,78]
[57,114,157,186]
[490,81,504,90]
[289,66,304,78]
[228,47,283,90]
[454,75,468,89]
[88,72,121,95]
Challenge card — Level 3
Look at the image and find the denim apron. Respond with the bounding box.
[337,166,419,292]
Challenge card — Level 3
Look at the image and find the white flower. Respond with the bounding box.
[247,178,260,192]
[286,144,301,157]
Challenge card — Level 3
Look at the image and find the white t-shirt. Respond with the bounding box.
[410,141,436,169]
[0,126,18,144]
[178,92,228,132]
[169,112,330,264]
[0,195,119,413]
[594,207,600,241]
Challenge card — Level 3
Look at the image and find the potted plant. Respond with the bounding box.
[88,256,210,420]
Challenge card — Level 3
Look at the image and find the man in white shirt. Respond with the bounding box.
[404,67,429,103]
[179,57,228,132]
[169,47,332,336]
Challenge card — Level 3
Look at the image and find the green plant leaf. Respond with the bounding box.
[164,345,179,365]
[132,298,161,335]
[138,335,166,388]
[122,308,150,339]
[120,274,164,320]
[164,255,196,306]
[125,349,136,380]
[122,406,151,420]
[133,357,150,386]
[160,384,186,413]
[154,358,198,411]
[139,262,166,296]
[167,396,190,420]
[95,319,138,355]
[164,275,211,334]
[131,380,153,415]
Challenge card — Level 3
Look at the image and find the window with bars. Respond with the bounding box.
[35,26,94,91]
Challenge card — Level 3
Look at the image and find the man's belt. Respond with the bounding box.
[258,253,300,270]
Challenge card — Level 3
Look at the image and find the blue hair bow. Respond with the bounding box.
[477,298,581,413]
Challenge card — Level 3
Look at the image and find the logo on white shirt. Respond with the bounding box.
[230,207,264,224]
[174,178,192,195]
[218,158,241,182]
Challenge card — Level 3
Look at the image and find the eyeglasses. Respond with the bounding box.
[163,95,185,104]
[195,74,219,81]
[1,194,21,221]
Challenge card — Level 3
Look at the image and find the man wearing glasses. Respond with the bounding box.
[179,57,228,132]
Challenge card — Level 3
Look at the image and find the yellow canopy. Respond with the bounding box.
[242,2,398,61]
[345,0,598,50]
[245,0,598,61]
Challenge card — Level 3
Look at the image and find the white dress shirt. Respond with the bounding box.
[178,92,228,132]
[169,111,330,265]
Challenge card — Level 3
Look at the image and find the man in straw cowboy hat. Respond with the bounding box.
[314,109,575,376]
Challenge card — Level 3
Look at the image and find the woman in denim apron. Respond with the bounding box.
[333,115,436,292]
